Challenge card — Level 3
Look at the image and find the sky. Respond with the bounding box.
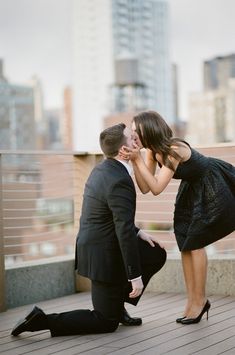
[0,0,235,120]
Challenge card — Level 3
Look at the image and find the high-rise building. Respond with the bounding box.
[187,78,235,145]
[0,60,36,150]
[204,54,235,90]
[29,76,47,150]
[0,59,7,83]
[187,56,235,145]
[72,0,174,151]
[44,109,63,150]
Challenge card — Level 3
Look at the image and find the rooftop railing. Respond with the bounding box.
[0,144,235,310]
[0,151,76,268]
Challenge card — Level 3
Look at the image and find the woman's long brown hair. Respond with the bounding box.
[133,111,184,171]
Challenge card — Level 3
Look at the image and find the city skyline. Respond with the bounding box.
[1,0,235,121]
[72,0,174,151]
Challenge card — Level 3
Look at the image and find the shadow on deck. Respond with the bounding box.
[0,291,235,354]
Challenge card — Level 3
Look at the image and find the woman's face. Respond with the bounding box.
[132,121,143,148]
[123,127,135,148]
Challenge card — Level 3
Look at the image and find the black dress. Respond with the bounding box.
[173,146,235,251]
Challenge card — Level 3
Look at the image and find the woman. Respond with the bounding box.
[121,110,235,324]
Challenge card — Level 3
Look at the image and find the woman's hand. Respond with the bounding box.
[120,143,141,162]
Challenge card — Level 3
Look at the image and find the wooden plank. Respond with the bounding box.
[195,337,235,355]
[1,293,235,354]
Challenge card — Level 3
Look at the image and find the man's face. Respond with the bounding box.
[123,127,135,148]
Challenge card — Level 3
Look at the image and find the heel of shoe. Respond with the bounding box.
[206,300,211,320]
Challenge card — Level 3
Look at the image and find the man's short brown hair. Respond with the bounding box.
[99,123,126,157]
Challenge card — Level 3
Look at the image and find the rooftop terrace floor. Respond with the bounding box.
[1,291,235,354]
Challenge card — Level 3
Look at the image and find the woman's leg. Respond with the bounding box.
[181,250,195,316]
[187,248,208,318]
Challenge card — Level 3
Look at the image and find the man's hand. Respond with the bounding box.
[138,230,165,248]
[129,277,144,298]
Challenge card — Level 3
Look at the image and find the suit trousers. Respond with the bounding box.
[47,240,166,336]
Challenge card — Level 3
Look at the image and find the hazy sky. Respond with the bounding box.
[0,0,235,120]
[0,0,72,107]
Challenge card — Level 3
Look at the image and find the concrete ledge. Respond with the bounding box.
[75,258,235,296]
[5,257,235,309]
[146,257,235,296]
[6,258,76,308]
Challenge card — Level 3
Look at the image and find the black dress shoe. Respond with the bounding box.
[120,308,142,326]
[11,306,47,336]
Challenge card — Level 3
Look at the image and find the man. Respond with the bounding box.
[11,123,166,337]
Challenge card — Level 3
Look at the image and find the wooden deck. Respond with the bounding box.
[0,292,235,354]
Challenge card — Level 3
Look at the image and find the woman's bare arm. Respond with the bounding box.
[121,145,181,195]
[132,149,157,193]
[133,153,180,195]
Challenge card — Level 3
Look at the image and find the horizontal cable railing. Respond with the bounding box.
[0,144,235,269]
[0,153,75,268]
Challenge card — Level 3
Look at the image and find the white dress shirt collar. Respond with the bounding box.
[117,159,132,175]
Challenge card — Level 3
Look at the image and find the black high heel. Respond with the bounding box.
[176,316,186,323]
[181,300,211,324]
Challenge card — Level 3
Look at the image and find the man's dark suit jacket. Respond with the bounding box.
[76,158,142,284]
[44,158,166,336]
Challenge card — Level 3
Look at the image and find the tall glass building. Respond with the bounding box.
[72,0,173,151]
